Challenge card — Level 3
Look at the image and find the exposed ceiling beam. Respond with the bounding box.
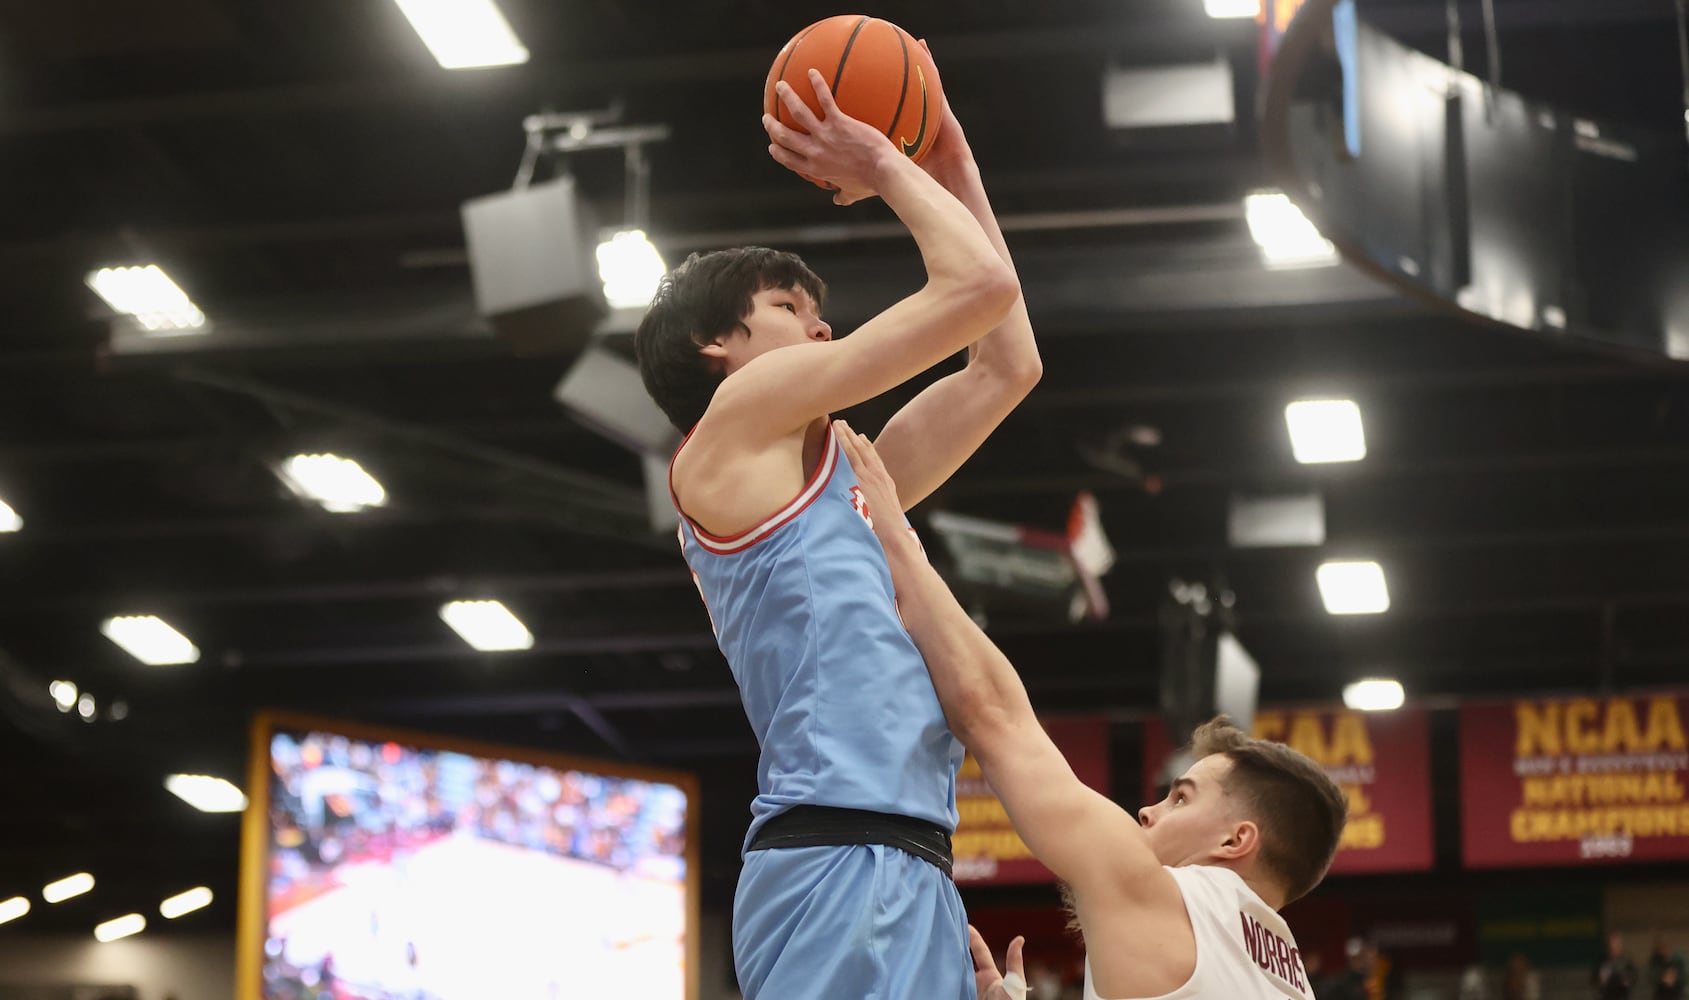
[0,22,1245,138]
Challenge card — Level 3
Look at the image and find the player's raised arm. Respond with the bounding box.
[873,68,1043,510]
[699,71,1018,444]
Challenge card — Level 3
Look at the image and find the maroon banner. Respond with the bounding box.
[1461,694,1689,867]
[1144,708,1433,874]
[952,716,1111,885]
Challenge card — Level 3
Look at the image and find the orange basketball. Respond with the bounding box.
[764,15,944,189]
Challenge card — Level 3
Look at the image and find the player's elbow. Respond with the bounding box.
[1001,352,1042,395]
[970,264,1020,324]
[932,260,1017,327]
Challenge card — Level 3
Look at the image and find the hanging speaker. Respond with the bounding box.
[461,176,607,356]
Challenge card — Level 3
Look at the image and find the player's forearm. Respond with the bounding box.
[930,159,1042,386]
[878,529,1037,744]
[873,154,1018,313]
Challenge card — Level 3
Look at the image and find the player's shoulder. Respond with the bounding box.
[672,418,821,538]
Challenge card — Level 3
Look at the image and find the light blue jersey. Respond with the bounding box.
[672,421,970,1000]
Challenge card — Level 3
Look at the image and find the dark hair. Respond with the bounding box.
[633,246,827,432]
[1189,715,1349,904]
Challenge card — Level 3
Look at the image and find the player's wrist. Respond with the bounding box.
[867,145,916,191]
[923,147,978,189]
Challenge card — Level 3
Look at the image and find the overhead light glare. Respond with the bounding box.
[1343,678,1405,711]
[100,616,199,666]
[1285,399,1367,464]
[440,600,535,652]
[280,454,387,513]
[43,873,95,904]
[1317,560,1390,615]
[1244,191,1339,268]
[49,680,78,712]
[1205,0,1262,17]
[0,497,20,532]
[0,897,29,926]
[159,887,214,919]
[94,913,146,943]
[85,265,206,333]
[164,774,248,813]
[392,0,530,69]
[597,230,667,309]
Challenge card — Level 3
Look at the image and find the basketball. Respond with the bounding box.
[764,15,944,188]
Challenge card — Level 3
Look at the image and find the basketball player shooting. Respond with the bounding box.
[835,423,1351,1000]
[633,51,1040,1000]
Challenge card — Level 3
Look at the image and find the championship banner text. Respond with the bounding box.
[1460,694,1689,866]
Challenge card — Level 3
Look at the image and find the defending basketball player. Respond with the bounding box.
[834,424,1350,1000]
[634,50,1040,1000]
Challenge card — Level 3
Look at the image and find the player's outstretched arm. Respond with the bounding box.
[873,59,1043,510]
[835,423,1172,905]
[701,72,1017,444]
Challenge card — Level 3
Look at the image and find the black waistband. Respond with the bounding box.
[748,805,954,878]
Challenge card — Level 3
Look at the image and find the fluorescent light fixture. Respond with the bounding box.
[1244,191,1338,268]
[85,265,206,333]
[1227,493,1326,548]
[393,0,529,69]
[1343,678,1405,711]
[0,497,20,532]
[43,873,95,904]
[1285,399,1366,464]
[165,774,248,813]
[0,897,28,926]
[440,600,535,652]
[159,887,213,919]
[1205,0,1262,17]
[94,913,146,943]
[49,680,78,712]
[1102,60,1236,130]
[597,230,667,309]
[1317,560,1390,615]
[279,454,387,513]
[100,615,200,666]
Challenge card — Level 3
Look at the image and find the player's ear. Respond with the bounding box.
[1217,819,1261,862]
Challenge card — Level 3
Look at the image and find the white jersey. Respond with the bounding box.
[1083,865,1314,1000]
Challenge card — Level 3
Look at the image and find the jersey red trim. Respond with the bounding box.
[670,423,840,555]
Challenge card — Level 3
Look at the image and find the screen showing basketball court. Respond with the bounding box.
[238,713,698,1000]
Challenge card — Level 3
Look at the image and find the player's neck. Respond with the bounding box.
[1235,867,1286,911]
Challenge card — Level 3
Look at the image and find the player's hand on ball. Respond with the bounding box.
[970,926,1028,1000]
[913,41,973,183]
[764,69,899,206]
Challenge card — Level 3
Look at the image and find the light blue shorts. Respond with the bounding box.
[733,844,971,1000]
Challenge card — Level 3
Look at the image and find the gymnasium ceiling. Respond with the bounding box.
[0,0,1685,932]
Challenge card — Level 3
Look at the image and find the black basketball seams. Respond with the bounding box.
[886,26,910,144]
[830,16,871,100]
[773,20,824,129]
